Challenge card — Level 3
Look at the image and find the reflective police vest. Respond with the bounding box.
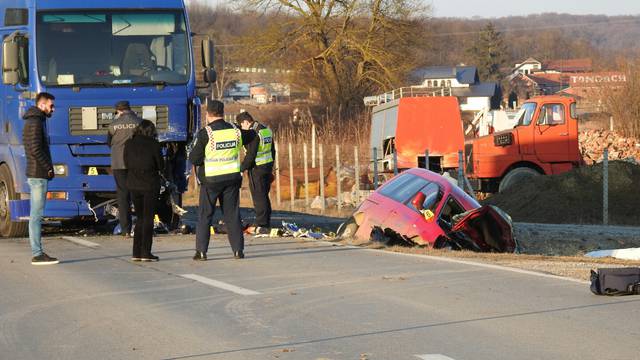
[203,124,242,177]
[254,124,274,166]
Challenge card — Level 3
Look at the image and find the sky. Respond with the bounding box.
[429,0,640,18]
[193,0,640,18]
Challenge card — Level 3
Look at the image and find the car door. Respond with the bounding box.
[534,103,570,163]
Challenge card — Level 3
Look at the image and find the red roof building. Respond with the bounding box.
[542,58,593,73]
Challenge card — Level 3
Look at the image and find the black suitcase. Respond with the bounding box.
[590,267,640,296]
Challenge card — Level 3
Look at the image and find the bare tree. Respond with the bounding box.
[602,59,640,138]
[240,0,428,112]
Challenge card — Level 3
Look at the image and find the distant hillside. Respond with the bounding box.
[425,13,640,69]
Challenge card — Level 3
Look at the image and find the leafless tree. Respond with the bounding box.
[602,59,640,138]
[239,0,429,113]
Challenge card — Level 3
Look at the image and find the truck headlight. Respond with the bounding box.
[53,164,68,176]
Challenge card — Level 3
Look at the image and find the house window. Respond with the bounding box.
[427,80,432,87]
[446,80,451,87]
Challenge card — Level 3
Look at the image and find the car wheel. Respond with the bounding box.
[0,164,28,237]
[499,167,541,193]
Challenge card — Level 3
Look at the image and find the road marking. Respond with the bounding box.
[180,274,261,296]
[316,241,590,284]
[415,355,456,360]
[61,236,100,249]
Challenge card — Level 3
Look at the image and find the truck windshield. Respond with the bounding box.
[36,10,190,87]
[515,102,537,127]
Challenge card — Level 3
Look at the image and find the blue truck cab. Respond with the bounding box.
[0,0,212,236]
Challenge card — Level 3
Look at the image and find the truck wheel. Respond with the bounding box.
[0,164,28,237]
[499,167,541,193]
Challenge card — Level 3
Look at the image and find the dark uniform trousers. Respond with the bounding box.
[113,169,132,234]
[196,181,244,253]
[248,166,273,227]
[131,190,157,258]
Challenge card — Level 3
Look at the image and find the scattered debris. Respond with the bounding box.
[382,276,407,281]
[245,222,336,239]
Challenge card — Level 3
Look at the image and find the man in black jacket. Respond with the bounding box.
[188,100,257,261]
[23,92,58,265]
[107,101,142,237]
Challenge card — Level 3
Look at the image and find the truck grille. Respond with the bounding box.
[69,106,169,136]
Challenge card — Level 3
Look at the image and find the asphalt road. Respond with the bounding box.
[1,233,639,360]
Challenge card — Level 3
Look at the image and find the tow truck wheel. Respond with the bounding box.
[499,167,541,193]
[0,164,28,237]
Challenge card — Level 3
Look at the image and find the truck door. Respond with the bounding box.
[533,103,570,163]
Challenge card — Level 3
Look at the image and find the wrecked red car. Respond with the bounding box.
[339,168,517,253]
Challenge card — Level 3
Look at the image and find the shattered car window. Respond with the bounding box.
[409,183,442,212]
[439,196,466,228]
[392,177,430,204]
[379,174,429,203]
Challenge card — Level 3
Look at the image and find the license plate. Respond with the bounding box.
[87,167,98,176]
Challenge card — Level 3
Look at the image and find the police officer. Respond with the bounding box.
[236,112,275,229]
[107,101,142,237]
[189,100,257,261]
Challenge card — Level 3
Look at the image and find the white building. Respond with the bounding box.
[512,58,542,76]
[412,66,500,111]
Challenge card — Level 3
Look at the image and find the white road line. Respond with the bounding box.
[415,355,456,360]
[61,236,100,249]
[316,241,590,285]
[180,274,261,296]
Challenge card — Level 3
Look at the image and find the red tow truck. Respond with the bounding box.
[466,96,582,193]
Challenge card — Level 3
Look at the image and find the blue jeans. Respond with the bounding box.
[28,178,48,257]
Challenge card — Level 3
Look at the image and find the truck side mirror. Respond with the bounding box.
[412,192,426,211]
[201,39,214,69]
[2,39,19,85]
[203,68,217,84]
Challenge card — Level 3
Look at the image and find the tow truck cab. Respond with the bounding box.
[466,96,581,193]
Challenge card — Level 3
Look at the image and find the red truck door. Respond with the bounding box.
[533,103,570,163]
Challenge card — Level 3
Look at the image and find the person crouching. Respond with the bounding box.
[124,120,164,261]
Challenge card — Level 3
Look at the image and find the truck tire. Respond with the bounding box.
[0,164,28,237]
[499,167,541,193]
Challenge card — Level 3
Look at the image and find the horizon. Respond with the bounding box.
[188,0,640,18]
